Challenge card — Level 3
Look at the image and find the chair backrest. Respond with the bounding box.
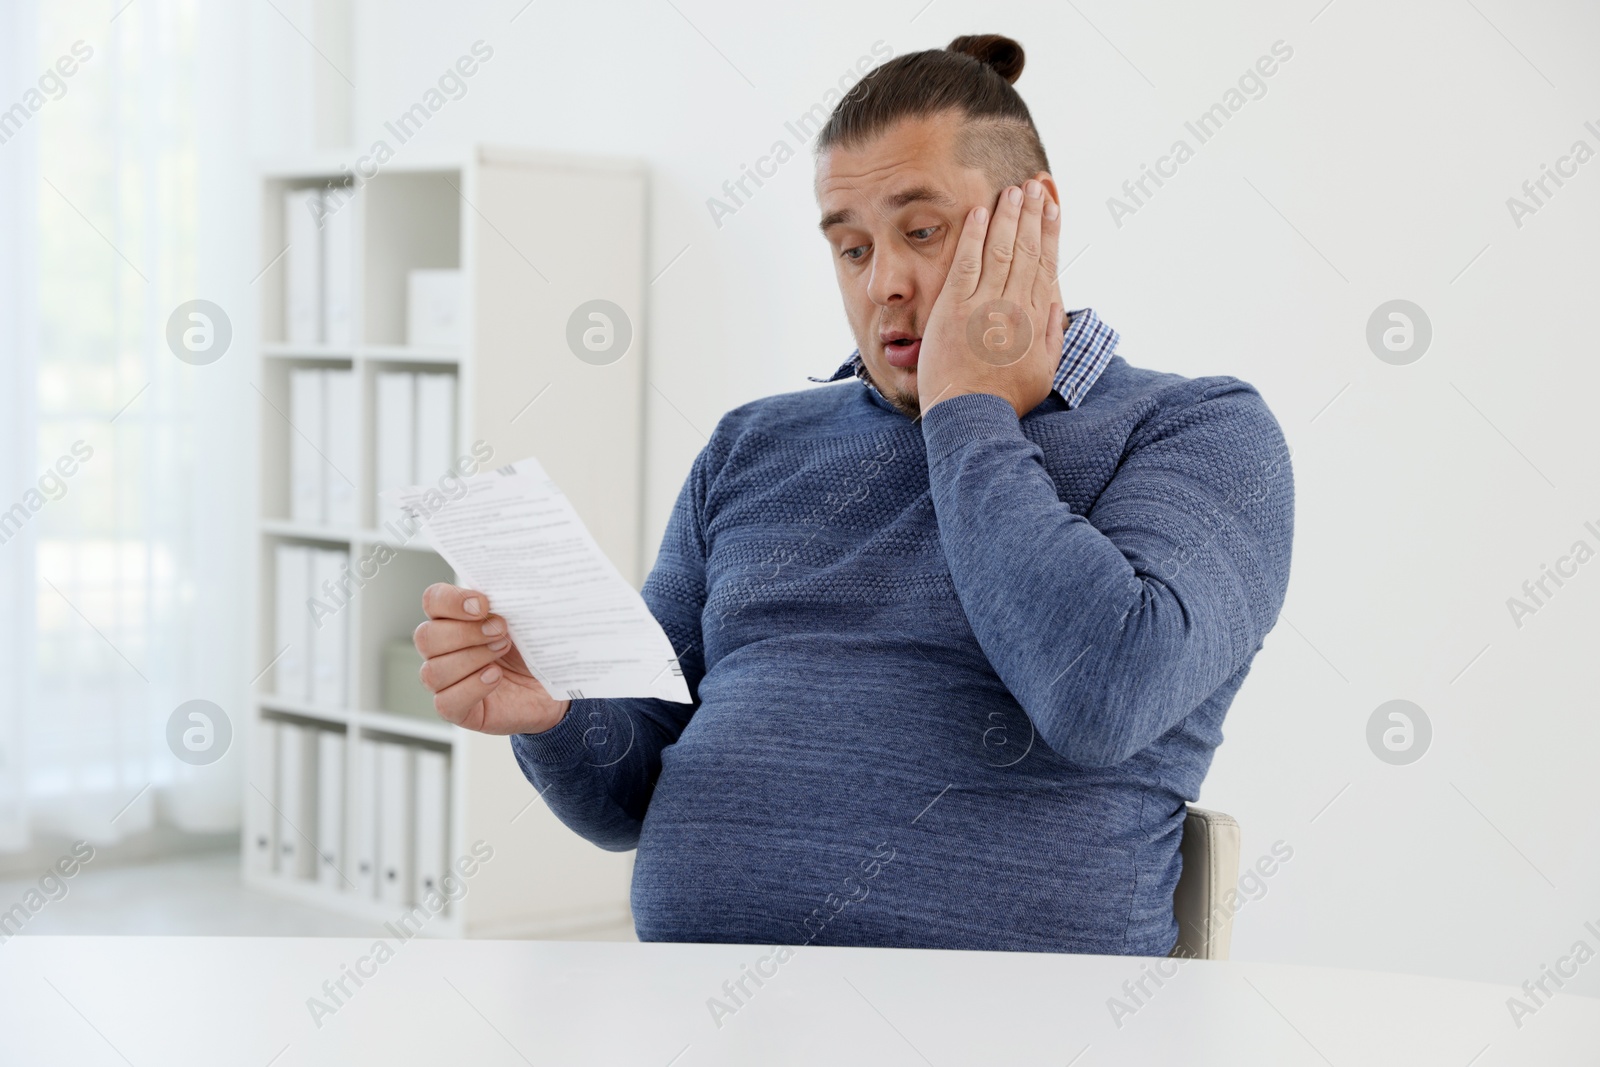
[1169,805,1241,961]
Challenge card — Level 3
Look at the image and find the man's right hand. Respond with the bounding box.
[413,583,570,735]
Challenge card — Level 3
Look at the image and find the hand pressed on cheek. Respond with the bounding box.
[915,178,1066,419]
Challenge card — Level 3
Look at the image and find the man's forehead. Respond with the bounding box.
[816,179,960,231]
[814,115,989,227]
[816,144,935,190]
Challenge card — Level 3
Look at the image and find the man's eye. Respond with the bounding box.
[842,244,868,261]
[909,227,938,240]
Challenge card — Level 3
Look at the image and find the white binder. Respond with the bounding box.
[406,269,463,348]
[323,369,358,528]
[276,722,309,879]
[310,548,348,708]
[246,718,279,877]
[322,193,355,348]
[273,544,310,703]
[412,748,449,909]
[284,189,322,345]
[352,736,380,899]
[316,729,346,890]
[288,367,324,524]
[413,372,456,485]
[374,371,415,530]
[377,741,414,908]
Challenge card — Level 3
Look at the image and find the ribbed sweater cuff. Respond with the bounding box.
[920,391,1024,462]
[511,699,599,768]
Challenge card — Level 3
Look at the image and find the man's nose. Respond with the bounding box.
[866,242,916,307]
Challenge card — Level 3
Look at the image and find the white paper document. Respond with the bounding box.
[385,456,691,703]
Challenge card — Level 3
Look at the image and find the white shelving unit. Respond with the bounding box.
[245,146,649,938]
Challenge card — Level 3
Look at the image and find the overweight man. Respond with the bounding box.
[412,34,1294,956]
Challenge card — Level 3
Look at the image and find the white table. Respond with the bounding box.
[1,936,1594,1065]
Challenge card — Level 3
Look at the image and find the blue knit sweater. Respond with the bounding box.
[511,354,1294,956]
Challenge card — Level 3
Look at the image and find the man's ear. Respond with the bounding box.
[1032,171,1065,308]
[1032,171,1060,207]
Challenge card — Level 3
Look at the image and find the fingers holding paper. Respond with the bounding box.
[420,580,493,625]
[396,456,694,707]
[415,582,571,735]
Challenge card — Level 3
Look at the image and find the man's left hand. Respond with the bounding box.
[917,179,1065,420]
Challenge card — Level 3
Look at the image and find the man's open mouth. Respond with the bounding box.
[881,332,921,368]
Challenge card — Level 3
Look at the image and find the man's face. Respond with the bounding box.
[816,111,1022,417]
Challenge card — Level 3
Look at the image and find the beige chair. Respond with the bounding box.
[1169,805,1241,961]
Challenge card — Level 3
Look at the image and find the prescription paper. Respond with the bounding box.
[384,457,691,703]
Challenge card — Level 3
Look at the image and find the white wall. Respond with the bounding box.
[344,0,1600,994]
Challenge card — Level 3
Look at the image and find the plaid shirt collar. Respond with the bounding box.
[807,307,1120,410]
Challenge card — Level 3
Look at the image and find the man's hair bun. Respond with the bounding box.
[815,32,1048,186]
[946,34,1025,85]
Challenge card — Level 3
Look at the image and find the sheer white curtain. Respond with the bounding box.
[0,0,255,853]
[0,0,43,855]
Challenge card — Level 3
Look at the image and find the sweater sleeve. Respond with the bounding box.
[507,441,714,851]
[920,381,1294,768]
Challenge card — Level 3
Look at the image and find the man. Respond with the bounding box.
[412,34,1294,956]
